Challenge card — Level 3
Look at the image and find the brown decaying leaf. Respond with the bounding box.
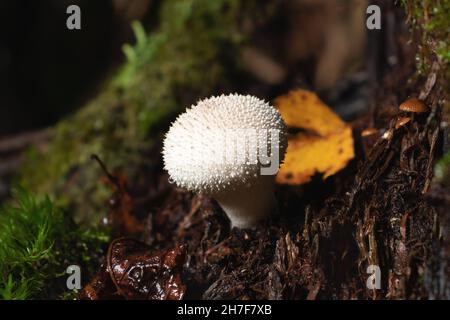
[104,174,144,234]
[91,154,143,235]
[275,90,354,185]
[79,238,186,300]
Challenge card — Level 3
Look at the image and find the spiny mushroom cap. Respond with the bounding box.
[163,94,287,194]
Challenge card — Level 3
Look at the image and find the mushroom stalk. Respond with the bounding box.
[215,176,276,228]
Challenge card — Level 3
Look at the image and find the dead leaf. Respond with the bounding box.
[91,154,144,235]
[275,90,354,184]
[79,238,187,300]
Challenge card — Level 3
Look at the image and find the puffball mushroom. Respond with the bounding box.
[162,94,287,228]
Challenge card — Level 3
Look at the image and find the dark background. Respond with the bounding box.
[0,0,155,135]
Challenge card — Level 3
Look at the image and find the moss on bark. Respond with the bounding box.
[19,0,274,226]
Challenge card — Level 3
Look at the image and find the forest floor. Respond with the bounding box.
[77,3,449,300]
[0,0,448,300]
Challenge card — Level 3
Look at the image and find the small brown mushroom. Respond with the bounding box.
[399,98,428,113]
[361,127,379,137]
[395,116,411,129]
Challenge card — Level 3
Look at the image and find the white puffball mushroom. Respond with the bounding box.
[162,94,287,228]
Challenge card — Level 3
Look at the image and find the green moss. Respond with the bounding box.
[19,0,273,226]
[400,0,450,73]
[434,152,450,187]
[0,188,107,300]
[11,1,274,298]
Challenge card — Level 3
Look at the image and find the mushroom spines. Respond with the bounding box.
[162,94,287,194]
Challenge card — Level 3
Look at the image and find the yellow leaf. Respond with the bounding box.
[275,90,354,185]
[275,90,347,136]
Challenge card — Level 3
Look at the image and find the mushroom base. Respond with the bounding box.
[215,176,276,228]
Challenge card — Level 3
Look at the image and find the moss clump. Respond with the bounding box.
[0,188,107,299]
[401,0,450,72]
[19,0,274,226]
[401,1,449,185]
[434,152,450,187]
